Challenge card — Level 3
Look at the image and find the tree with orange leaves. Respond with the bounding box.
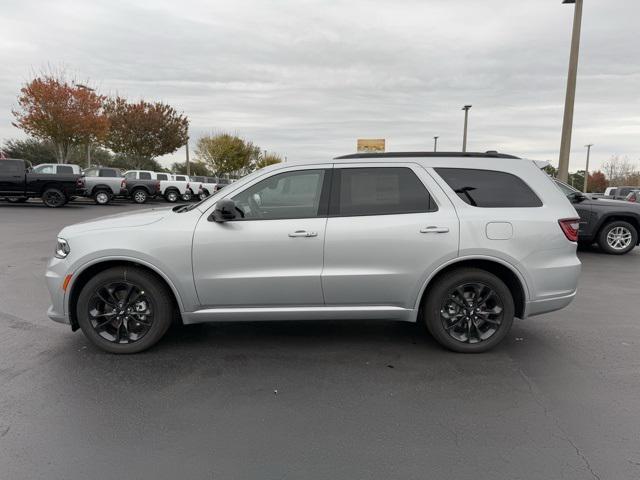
[104,97,189,168]
[12,75,109,164]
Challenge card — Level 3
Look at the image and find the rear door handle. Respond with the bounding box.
[420,226,450,234]
[288,230,318,238]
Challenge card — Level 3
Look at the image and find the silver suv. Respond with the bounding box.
[46,152,581,354]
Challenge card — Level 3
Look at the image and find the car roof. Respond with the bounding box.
[334,151,521,160]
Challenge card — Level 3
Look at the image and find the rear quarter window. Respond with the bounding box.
[57,165,74,174]
[99,169,119,178]
[435,168,542,208]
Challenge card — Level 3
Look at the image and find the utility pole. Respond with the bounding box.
[583,143,593,193]
[462,105,472,152]
[433,136,439,152]
[185,137,190,176]
[558,0,585,182]
[86,143,91,169]
[75,83,95,168]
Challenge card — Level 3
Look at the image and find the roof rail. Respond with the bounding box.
[334,151,521,160]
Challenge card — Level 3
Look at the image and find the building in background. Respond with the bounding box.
[357,139,385,153]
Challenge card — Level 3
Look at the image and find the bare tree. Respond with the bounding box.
[601,156,639,186]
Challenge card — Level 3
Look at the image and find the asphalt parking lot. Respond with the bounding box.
[1,199,639,480]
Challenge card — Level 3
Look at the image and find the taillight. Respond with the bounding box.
[186,182,190,190]
[156,181,160,191]
[559,218,580,242]
[121,179,126,188]
[76,177,85,187]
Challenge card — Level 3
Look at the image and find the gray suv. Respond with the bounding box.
[46,152,581,354]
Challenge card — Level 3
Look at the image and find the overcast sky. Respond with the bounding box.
[1,0,639,171]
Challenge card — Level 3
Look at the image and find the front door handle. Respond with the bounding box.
[420,226,450,234]
[288,230,318,238]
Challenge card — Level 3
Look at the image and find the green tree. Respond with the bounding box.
[254,152,283,170]
[2,138,56,164]
[104,97,189,169]
[170,161,211,176]
[195,133,260,175]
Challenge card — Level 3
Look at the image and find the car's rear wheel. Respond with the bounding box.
[76,267,173,354]
[182,191,192,202]
[165,190,179,202]
[42,188,66,208]
[94,190,111,205]
[132,189,148,204]
[424,268,514,353]
[598,221,637,255]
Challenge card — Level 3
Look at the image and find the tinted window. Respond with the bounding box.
[206,177,217,183]
[330,167,433,216]
[232,169,326,220]
[156,173,168,181]
[175,176,186,182]
[435,168,542,208]
[57,165,73,174]
[0,160,23,174]
[84,168,98,176]
[125,172,136,179]
[100,169,119,178]
[553,179,578,197]
[139,172,152,180]
[191,176,202,182]
[218,178,230,185]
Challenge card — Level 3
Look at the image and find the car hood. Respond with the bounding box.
[59,206,175,236]
[587,198,640,209]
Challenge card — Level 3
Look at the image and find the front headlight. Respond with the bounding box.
[55,238,70,259]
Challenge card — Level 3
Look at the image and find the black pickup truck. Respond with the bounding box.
[555,179,640,255]
[0,158,85,207]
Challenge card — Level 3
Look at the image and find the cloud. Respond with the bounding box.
[1,0,639,171]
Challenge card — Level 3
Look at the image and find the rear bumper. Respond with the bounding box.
[525,290,577,318]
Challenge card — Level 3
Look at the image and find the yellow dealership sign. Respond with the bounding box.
[357,139,385,153]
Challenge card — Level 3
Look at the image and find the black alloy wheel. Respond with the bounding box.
[77,267,173,353]
[424,268,514,353]
[42,188,66,208]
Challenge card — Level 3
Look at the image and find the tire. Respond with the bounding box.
[165,190,179,203]
[199,189,209,201]
[7,197,28,203]
[41,187,66,208]
[181,191,192,202]
[597,221,638,255]
[76,266,174,354]
[132,189,148,204]
[423,268,515,353]
[93,190,112,205]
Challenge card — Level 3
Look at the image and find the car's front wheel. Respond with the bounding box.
[165,190,179,202]
[424,268,514,353]
[598,221,637,255]
[76,266,174,354]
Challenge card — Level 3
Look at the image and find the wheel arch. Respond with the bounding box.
[92,184,114,194]
[67,258,184,331]
[414,256,528,320]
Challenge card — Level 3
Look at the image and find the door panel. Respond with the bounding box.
[192,217,327,307]
[322,163,459,309]
[0,160,25,195]
[192,165,332,308]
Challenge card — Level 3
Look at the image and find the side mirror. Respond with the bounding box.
[210,199,241,222]
[572,192,587,203]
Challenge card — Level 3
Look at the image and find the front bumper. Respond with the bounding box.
[45,257,71,325]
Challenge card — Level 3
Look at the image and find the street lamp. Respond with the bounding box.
[433,136,439,152]
[583,143,593,193]
[75,83,96,168]
[558,0,585,182]
[462,105,472,152]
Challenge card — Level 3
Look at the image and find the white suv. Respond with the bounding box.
[46,152,581,354]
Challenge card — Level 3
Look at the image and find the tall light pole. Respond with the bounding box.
[433,136,439,152]
[558,0,584,182]
[462,105,472,152]
[75,83,95,168]
[185,136,190,176]
[583,143,593,193]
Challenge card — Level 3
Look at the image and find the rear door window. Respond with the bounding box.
[435,168,542,208]
[139,172,152,180]
[0,160,23,174]
[330,167,434,216]
[156,173,168,181]
[100,169,119,178]
[57,165,73,174]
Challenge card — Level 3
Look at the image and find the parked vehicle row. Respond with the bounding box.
[0,158,236,207]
